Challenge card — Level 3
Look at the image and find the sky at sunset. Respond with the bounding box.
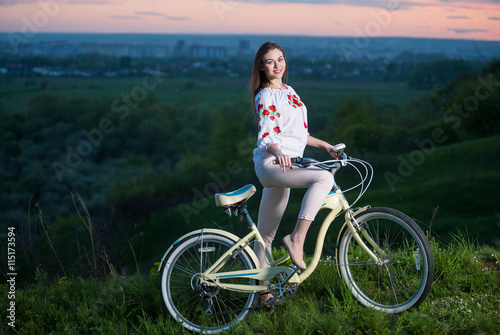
[0,0,499,41]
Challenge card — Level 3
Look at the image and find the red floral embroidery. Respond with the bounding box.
[262,132,269,138]
[287,94,303,108]
[273,126,281,134]
[259,104,280,121]
[258,103,264,111]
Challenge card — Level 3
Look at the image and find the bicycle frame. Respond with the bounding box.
[197,189,385,293]
[160,152,435,332]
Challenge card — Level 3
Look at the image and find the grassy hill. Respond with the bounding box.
[1,234,498,334]
[0,71,498,281]
[1,69,499,334]
[142,134,500,271]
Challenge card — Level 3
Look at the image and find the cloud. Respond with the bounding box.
[447,16,470,19]
[0,0,28,4]
[134,11,164,16]
[165,16,190,21]
[488,17,500,20]
[448,28,490,33]
[241,0,500,7]
[440,0,500,3]
[0,0,120,5]
[132,11,190,20]
[235,0,414,8]
[109,15,141,20]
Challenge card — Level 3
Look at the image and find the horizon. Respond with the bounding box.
[2,31,500,46]
[0,0,499,42]
[2,31,500,41]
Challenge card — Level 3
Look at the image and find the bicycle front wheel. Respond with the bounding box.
[159,232,257,334]
[337,207,434,313]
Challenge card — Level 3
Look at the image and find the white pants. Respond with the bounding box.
[254,156,334,267]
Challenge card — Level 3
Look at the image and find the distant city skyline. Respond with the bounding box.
[0,0,499,41]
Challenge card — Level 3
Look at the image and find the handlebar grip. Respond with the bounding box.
[272,157,302,165]
[329,143,346,154]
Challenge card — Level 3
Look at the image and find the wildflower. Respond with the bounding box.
[57,276,67,285]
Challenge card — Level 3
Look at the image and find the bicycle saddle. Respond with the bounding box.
[215,184,256,207]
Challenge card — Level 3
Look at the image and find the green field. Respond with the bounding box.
[0,71,498,281]
[0,76,426,114]
[1,237,498,334]
[1,67,499,334]
[148,135,500,269]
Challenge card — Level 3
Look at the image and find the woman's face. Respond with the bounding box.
[262,48,286,82]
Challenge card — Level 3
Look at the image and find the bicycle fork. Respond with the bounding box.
[344,209,388,265]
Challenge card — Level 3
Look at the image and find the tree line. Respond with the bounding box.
[0,58,498,281]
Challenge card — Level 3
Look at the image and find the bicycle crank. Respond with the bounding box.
[266,271,298,307]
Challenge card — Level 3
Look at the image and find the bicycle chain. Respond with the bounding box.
[257,272,298,308]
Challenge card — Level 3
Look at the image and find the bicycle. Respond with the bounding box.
[158,144,435,334]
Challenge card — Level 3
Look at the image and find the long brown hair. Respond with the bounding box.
[248,41,288,121]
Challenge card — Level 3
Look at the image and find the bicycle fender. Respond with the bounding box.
[158,228,260,272]
[334,205,371,274]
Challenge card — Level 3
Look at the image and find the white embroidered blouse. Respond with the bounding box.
[253,84,309,164]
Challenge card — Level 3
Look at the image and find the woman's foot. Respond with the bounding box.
[259,291,273,305]
[282,234,307,270]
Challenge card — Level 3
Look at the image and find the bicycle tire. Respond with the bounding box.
[159,232,257,334]
[337,207,434,313]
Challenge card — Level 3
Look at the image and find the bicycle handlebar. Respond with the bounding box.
[271,143,373,208]
[273,143,347,170]
[290,156,347,170]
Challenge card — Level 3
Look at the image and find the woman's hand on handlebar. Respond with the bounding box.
[267,144,292,172]
[275,154,292,172]
[326,144,341,159]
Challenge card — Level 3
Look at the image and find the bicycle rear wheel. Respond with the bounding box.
[159,232,257,334]
[337,207,434,313]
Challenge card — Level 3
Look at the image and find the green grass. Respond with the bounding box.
[360,135,500,246]
[0,76,426,116]
[1,234,498,334]
[1,73,498,294]
[133,134,500,273]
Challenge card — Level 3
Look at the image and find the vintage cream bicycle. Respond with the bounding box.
[158,144,435,334]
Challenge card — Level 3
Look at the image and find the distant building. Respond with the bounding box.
[239,39,251,57]
[175,40,186,57]
[188,44,227,59]
[78,43,129,57]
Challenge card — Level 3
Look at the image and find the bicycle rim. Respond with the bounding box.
[160,233,257,334]
[338,207,434,313]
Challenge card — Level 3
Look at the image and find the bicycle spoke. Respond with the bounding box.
[338,208,434,313]
[173,262,197,277]
[160,233,257,333]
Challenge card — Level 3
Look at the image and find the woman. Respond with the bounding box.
[250,41,338,271]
